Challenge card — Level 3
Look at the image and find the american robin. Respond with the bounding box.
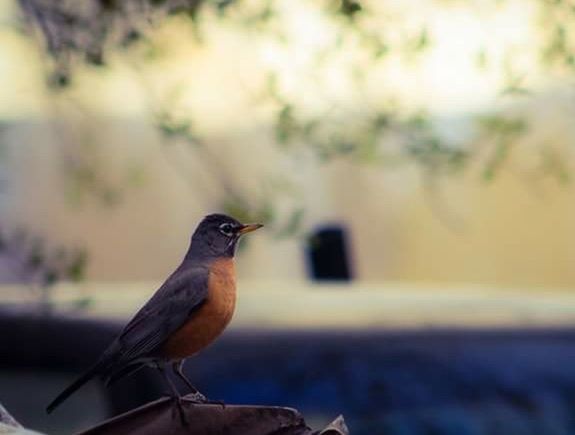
[46,214,262,414]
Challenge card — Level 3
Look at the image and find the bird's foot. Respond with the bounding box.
[183,393,226,409]
[184,392,207,403]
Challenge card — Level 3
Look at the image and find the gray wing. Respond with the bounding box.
[106,265,210,367]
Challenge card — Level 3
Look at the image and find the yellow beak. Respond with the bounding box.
[238,223,264,235]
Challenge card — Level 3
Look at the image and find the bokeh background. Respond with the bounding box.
[1,0,575,434]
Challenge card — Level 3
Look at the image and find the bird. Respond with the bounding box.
[46,213,263,416]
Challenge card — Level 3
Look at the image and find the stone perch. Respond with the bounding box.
[77,395,349,435]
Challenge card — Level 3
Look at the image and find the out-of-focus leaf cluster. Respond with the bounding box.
[477,115,528,182]
[539,0,575,73]
[14,0,575,234]
[155,111,197,144]
[18,0,204,88]
[0,226,89,313]
[271,90,469,176]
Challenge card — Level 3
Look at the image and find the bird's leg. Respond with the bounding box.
[172,361,208,404]
[156,363,188,427]
[157,362,181,397]
[172,361,225,408]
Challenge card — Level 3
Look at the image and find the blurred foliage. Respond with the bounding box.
[0,225,89,314]
[538,0,575,73]
[14,0,575,233]
[54,114,140,208]
[477,115,528,182]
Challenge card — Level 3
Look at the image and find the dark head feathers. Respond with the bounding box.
[186,214,257,260]
[199,214,242,227]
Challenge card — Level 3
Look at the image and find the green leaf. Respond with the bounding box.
[338,0,363,19]
[67,250,88,282]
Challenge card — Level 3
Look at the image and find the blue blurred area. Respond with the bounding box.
[184,328,575,435]
[3,312,575,434]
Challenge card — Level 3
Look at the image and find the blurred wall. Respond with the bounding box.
[1,0,574,289]
[1,113,575,290]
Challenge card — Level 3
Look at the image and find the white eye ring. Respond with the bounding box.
[219,223,234,236]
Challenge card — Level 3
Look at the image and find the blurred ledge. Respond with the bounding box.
[1,281,575,330]
[77,395,348,435]
[0,403,43,435]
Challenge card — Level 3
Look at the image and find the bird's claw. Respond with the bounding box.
[184,392,207,403]
[183,393,226,409]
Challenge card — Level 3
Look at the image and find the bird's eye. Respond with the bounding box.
[219,223,234,236]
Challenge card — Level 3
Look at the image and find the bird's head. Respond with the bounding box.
[188,213,263,260]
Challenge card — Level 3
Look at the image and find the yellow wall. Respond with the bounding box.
[1,0,575,289]
[3,118,575,290]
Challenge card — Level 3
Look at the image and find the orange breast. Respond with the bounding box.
[161,258,236,360]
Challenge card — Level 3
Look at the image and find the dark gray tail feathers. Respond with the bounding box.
[104,362,145,387]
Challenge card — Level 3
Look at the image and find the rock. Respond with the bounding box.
[77,395,348,435]
[0,404,44,435]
